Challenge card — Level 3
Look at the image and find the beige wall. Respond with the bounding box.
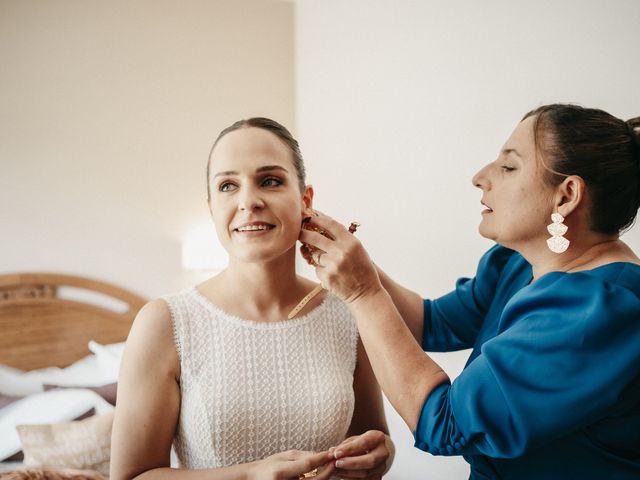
[0,0,294,297]
[295,1,640,478]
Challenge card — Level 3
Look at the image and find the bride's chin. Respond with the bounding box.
[230,246,297,265]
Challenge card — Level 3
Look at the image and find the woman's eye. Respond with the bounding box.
[501,166,516,172]
[219,182,237,192]
[262,177,282,187]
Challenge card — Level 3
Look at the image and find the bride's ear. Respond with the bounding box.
[302,185,314,214]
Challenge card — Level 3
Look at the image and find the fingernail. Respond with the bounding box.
[335,460,344,468]
[334,450,343,459]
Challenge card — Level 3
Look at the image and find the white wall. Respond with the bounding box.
[0,0,294,297]
[295,1,640,478]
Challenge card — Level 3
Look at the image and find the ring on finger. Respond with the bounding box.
[298,468,319,479]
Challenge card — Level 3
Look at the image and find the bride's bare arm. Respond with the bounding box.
[110,299,183,479]
[334,339,394,478]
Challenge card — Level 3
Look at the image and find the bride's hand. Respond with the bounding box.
[249,449,335,480]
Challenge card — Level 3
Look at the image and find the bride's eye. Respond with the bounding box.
[262,177,283,187]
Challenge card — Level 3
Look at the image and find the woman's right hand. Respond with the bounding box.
[299,212,382,306]
[249,450,335,480]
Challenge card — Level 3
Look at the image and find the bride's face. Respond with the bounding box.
[208,127,312,264]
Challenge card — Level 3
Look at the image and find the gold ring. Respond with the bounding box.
[298,468,319,479]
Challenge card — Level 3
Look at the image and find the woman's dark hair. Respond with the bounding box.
[523,104,640,235]
[206,117,306,205]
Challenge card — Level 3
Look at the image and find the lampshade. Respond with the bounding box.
[181,223,228,271]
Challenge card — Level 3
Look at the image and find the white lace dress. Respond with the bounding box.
[163,288,358,471]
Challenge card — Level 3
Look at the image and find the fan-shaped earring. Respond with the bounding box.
[546,212,569,253]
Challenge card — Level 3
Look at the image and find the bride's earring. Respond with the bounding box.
[546,212,569,253]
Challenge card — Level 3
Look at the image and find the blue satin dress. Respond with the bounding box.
[414,245,640,479]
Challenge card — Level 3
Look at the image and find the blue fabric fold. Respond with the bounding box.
[415,245,640,479]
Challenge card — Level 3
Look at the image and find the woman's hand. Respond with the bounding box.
[299,213,383,305]
[249,450,335,480]
[329,430,390,479]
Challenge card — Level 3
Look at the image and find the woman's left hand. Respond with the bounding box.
[329,430,390,479]
[299,213,382,305]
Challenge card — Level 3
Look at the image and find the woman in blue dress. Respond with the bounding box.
[300,104,640,479]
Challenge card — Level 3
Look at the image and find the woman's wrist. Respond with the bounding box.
[347,285,389,313]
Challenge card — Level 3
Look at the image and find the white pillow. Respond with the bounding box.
[0,365,42,396]
[88,340,125,383]
[0,340,125,397]
[0,388,113,461]
[24,354,104,387]
[0,355,106,397]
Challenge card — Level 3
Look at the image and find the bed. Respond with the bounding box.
[0,273,146,478]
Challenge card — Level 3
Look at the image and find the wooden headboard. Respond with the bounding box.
[0,273,146,371]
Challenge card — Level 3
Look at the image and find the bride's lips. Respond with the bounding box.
[233,221,276,234]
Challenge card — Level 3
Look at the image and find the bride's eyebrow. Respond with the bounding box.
[255,165,289,174]
[213,165,289,179]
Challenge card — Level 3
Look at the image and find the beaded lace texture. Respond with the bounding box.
[163,288,358,469]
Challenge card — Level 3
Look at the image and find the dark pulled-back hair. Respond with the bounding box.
[523,104,640,235]
[206,117,306,205]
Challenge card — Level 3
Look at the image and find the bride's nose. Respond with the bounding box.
[238,186,265,211]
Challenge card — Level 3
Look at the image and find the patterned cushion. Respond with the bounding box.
[15,412,114,476]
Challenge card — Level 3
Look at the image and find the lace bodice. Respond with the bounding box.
[163,288,358,470]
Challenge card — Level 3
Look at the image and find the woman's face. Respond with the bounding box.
[472,116,556,249]
[208,127,312,264]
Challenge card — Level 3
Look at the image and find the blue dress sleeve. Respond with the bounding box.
[423,245,516,351]
[414,268,640,458]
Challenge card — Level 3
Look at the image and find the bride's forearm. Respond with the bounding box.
[126,462,254,480]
